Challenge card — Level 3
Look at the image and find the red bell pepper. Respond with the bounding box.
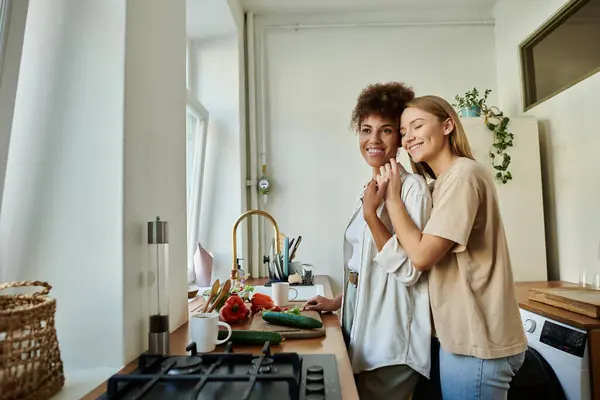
[251,293,274,304]
[219,294,250,324]
[250,293,275,314]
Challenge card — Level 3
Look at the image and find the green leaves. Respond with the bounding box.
[453,88,491,110]
[454,88,514,184]
[285,307,302,315]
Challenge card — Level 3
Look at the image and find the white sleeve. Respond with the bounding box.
[372,184,432,286]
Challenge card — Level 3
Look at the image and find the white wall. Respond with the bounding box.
[494,0,600,282]
[227,0,250,283]
[0,0,126,370]
[193,38,243,283]
[187,0,237,40]
[123,0,188,362]
[254,13,498,293]
[494,0,599,115]
[0,0,188,387]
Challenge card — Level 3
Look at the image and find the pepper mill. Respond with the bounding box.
[147,216,170,354]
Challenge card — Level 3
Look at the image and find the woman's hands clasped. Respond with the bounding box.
[364,159,405,216]
[362,178,388,219]
[377,158,404,204]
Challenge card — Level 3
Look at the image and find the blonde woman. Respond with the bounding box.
[376,95,527,400]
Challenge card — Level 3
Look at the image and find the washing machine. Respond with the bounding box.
[509,308,591,400]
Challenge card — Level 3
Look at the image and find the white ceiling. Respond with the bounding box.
[187,0,237,40]
[187,0,507,39]
[240,0,501,14]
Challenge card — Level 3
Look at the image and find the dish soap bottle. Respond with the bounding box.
[236,258,248,289]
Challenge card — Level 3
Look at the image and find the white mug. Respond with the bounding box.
[272,282,299,306]
[189,312,232,353]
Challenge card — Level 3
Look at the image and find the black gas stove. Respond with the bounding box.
[97,341,342,400]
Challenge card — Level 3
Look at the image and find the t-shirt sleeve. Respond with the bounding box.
[423,176,479,253]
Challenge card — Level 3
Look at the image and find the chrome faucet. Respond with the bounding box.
[231,210,281,282]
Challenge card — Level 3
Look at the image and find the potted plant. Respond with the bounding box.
[452,88,514,184]
[453,88,490,117]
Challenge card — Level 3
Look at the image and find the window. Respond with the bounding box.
[0,0,11,213]
[521,0,600,109]
[186,39,191,91]
[185,36,210,284]
[186,101,209,283]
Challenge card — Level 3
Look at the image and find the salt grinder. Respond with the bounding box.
[147,216,170,354]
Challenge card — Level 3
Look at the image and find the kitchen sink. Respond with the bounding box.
[252,284,324,302]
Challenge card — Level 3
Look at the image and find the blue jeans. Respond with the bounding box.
[440,346,526,400]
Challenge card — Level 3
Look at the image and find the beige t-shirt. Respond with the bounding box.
[424,157,527,359]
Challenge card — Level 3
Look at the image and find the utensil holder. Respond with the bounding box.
[0,281,65,400]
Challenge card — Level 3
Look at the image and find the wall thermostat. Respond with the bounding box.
[258,164,271,195]
[258,177,271,194]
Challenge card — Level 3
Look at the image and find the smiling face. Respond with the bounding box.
[359,114,401,170]
[400,106,453,163]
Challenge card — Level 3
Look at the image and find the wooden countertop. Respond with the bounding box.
[83,276,358,400]
[516,281,600,330]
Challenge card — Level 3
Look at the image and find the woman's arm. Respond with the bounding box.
[362,179,392,251]
[386,198,454,271]
[303,293,342,312]
[372,179,432,285]
[380,160,478,272]
[364,212,392,251]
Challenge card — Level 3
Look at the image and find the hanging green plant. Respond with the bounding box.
[453,88,514,184]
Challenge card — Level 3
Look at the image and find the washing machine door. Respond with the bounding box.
[508,347,566,400]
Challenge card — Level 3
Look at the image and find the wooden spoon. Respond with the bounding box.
[201,279,220,313]
[207,279,231,313]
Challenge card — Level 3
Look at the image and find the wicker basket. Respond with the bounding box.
[0,281,65,400]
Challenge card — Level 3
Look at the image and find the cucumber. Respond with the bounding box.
[217,330,283,345]
[262,311,323,329]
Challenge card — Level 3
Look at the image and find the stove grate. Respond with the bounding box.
[105,341,302,400]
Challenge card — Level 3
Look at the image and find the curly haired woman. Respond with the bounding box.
[304,82,433,399]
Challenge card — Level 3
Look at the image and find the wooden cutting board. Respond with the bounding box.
[529,287,600,318]
[249,310,326,339]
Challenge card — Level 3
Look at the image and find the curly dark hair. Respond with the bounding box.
[350,82,415,132]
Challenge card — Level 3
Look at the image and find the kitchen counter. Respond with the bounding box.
[516,280,600,330]
[516,281,600,399]
[82,275,359,399]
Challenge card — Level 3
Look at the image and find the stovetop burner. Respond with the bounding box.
[98,341,341,400]
[252,354,277,374]
[162,355,203,375]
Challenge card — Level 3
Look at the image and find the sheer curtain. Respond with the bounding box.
[0,0,12,218]
[186,104,209,284]
[0,0,28,283]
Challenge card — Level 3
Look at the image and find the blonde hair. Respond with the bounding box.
[405,95,475,180]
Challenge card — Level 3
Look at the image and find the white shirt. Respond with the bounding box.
[345,212,366,272]
[341,166,433,378]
